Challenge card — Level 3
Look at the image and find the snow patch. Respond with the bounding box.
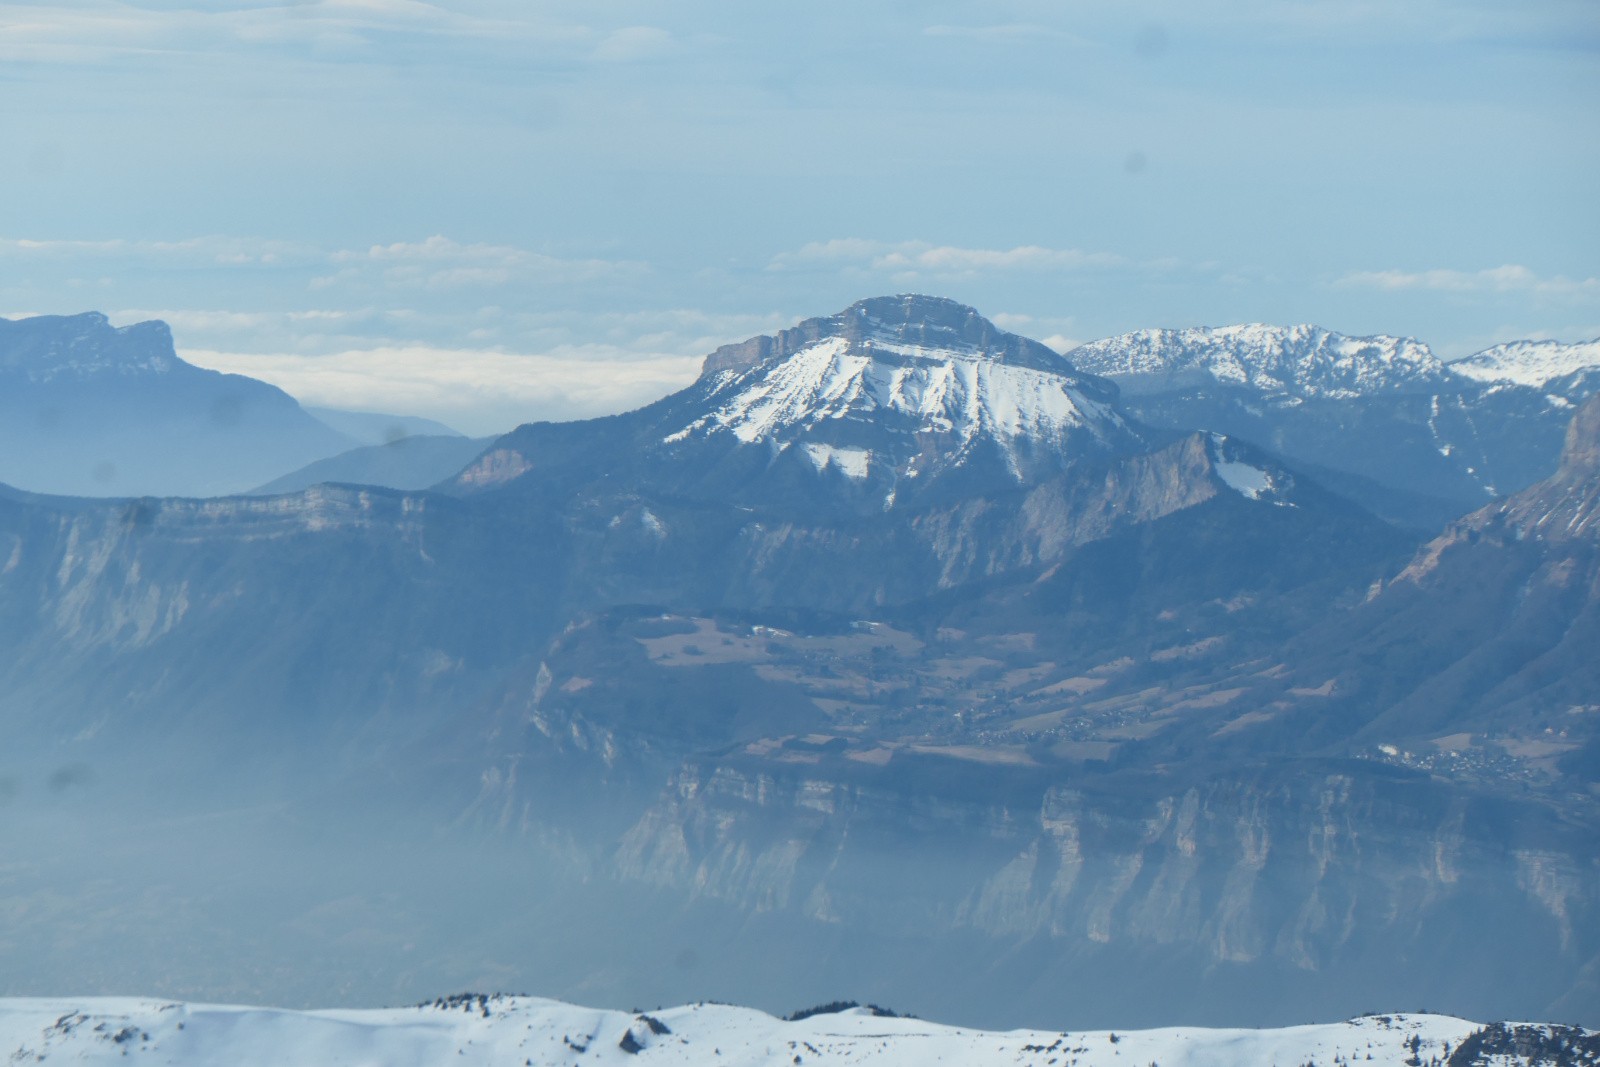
[1207,434,1290,503]
[1214,459,1273,500]
[802,443,871,479]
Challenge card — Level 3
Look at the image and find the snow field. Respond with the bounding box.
[0,996,1547,1067]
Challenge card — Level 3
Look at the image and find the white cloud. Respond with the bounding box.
[322,235,648,291]
[0,2,591,64]
[335,235,526,265]
[592,26,676,63]
[1,230,647,296]
[1041,334,1085,354]
[77,301,784,436]
[181,344,703,435]
[769,239,1129,276]
[988,312,1084,352]
[1336,264,1600,301]
[0,234,317,267]
[922,24,1090,46]
[109,307,374,337]
[86,303,784,362]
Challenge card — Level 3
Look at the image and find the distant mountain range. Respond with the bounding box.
[1068,324,1599,528]
[301,405,466,446]
[4,307,1595,509]
[0,297,1596,1028]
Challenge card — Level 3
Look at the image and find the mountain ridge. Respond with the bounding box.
[1065,322,1447,398]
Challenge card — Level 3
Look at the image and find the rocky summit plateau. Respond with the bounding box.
[0,297,1596,1035]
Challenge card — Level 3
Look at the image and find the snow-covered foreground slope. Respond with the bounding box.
[3,995,1594,1066]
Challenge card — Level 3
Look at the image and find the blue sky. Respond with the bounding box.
[2,0,1597,433]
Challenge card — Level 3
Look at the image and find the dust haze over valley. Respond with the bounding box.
[3,297,1599,1039]
[3,1,1599,1061]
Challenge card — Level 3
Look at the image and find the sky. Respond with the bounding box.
[2,0,1597,435]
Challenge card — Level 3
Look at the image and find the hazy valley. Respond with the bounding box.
[2,297,1597,1048]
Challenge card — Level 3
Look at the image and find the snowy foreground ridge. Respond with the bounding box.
[4,995,1598,1067]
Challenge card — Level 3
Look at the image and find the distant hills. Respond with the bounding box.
[302,405,466,446]
[248,433,493,495]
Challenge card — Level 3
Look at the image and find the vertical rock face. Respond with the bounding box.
[609,761,1526,953]
[1564,393,1600,473]
[1467,391,1600,541]
[1391,393,1600,589]
[604,753,1595,1022]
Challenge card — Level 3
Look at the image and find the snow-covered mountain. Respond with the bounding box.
[1066,323,1446,399]
[667,294,1139,482]
[458,296,1142,508]
[3,996,1591,1066]
[1448,338,1600,389]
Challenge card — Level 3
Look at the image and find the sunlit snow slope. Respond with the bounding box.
[1449,339,1600,388]
[676,335,1121,448]
[3,996,1594,1066]
[664,295,1136,481]
[1065,323,1445,398]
